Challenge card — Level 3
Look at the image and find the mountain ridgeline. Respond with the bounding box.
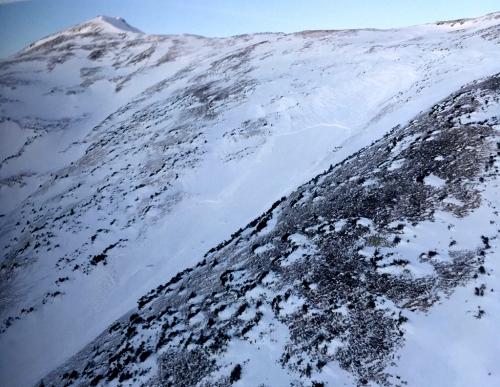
[39,73,500,386]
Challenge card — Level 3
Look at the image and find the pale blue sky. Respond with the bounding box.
[0,0,498,58]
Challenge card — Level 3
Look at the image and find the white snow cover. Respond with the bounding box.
[385,184,500,387]
[0,12,500,387]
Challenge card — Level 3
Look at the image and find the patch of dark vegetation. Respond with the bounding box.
[229,364,242,383]
[89,253,107,266]
[88,49,106,60]
[157,349,215,386]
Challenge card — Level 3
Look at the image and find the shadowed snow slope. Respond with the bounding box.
[0,13,500,387]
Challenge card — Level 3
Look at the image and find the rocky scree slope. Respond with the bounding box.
[38,73,500,387]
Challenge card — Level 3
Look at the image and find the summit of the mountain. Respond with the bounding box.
[87,15,144,34]
[15,15,143,57]
[0,11,500,387]
[59,15,144,35]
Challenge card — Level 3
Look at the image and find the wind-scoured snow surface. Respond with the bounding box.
[0,13,500,387]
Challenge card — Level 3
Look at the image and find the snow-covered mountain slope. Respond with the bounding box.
[38,72,500,387]
[0,13,500,387]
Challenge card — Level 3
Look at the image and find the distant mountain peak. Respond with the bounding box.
[62,15,143,35]
[87,15,144,34]
[16,14,143,56]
